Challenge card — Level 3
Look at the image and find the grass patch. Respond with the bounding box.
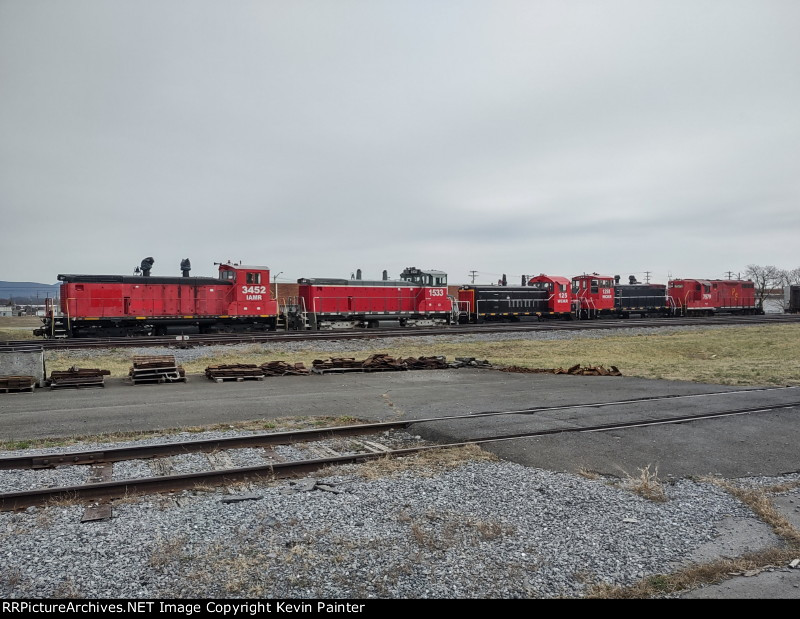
[407,510,516,551]
[0,328,38,340]
[585,478,800,598]
[703,478,800,546]
[0,415,369,452]
[348,443,497,480]
[0,316,41,340]
[585,547,800,598]
[618,464,668,502]
[40,324,800,385]
[0,316,41,327]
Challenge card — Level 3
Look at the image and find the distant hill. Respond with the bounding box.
[0,281,60,304]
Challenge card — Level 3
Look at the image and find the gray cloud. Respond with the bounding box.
[1,0,798,287]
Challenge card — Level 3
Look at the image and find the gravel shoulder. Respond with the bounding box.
[3,426,797,599]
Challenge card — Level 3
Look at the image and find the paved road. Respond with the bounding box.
[1,368,798,597]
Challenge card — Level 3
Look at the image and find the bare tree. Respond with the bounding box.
[781,267,800,286]
[745,264,782,308]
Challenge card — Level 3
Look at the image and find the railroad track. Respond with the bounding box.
[4,313,799,351]
[2,385,797,515]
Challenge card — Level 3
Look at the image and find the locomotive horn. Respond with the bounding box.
[140,257,154,277]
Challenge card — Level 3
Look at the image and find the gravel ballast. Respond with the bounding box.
[1,428,796,599]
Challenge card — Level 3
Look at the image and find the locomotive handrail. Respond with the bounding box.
[453,299,470,316]
[661,295,678,316]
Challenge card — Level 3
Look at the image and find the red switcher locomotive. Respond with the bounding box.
[287,267,455,330]
[36,260,279,338]
[571,274,671,318]
[36,261,456,337]
[668,279,757,316]
[455,272,760,324]
[33,256,764,338]
[457,274,572,322]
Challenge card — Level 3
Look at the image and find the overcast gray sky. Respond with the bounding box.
[1,0,798,286]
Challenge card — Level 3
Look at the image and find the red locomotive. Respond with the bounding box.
[288,267,454,330]
[36,261,454,337]
[571,274,671,318]
[668,279,757,316]
[571,273,616,317]
[32,256,764,338]
[456,275,572,323]
[37,260,279,338]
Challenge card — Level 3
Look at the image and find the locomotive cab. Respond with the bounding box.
[399,267,447,287]
[527,274,573,317]
[571,274,615,318]
[217,263,279,319]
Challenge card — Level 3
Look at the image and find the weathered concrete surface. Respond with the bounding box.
[0,345,46,387]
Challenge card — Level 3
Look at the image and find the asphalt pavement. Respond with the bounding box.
[1,367,798,598]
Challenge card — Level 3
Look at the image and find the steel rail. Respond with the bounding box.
[5,314,799,350]
[1,385,796,471]
[1,400,797,511]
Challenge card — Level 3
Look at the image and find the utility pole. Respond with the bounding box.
[644,271,651,284]
[725,271,734,280]
[469,270,478,284]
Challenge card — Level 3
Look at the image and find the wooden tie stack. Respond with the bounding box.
[259,361,309,376]
[500,364,622,376]
[205,364,265,382]
[48,367,110,389]
[129,355,186,384]
[0,375,36,393]
[311,354,407,374]
[401,356,450,370]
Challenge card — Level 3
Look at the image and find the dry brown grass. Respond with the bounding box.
[586,478,800,598]
[703,478,800,546]
[148,535,189,568]
[407,510,515,551]
[0,415,365,452]
[40,324,800,385]
[0,316,41,340]
[585,547,800,598]
[762,480,800,494]
[577,468,602,480]
[51,576,83,598]
[0,316,42,327]
[618,464,668,502]
[0,328,38,340]
[349,443,497,480]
